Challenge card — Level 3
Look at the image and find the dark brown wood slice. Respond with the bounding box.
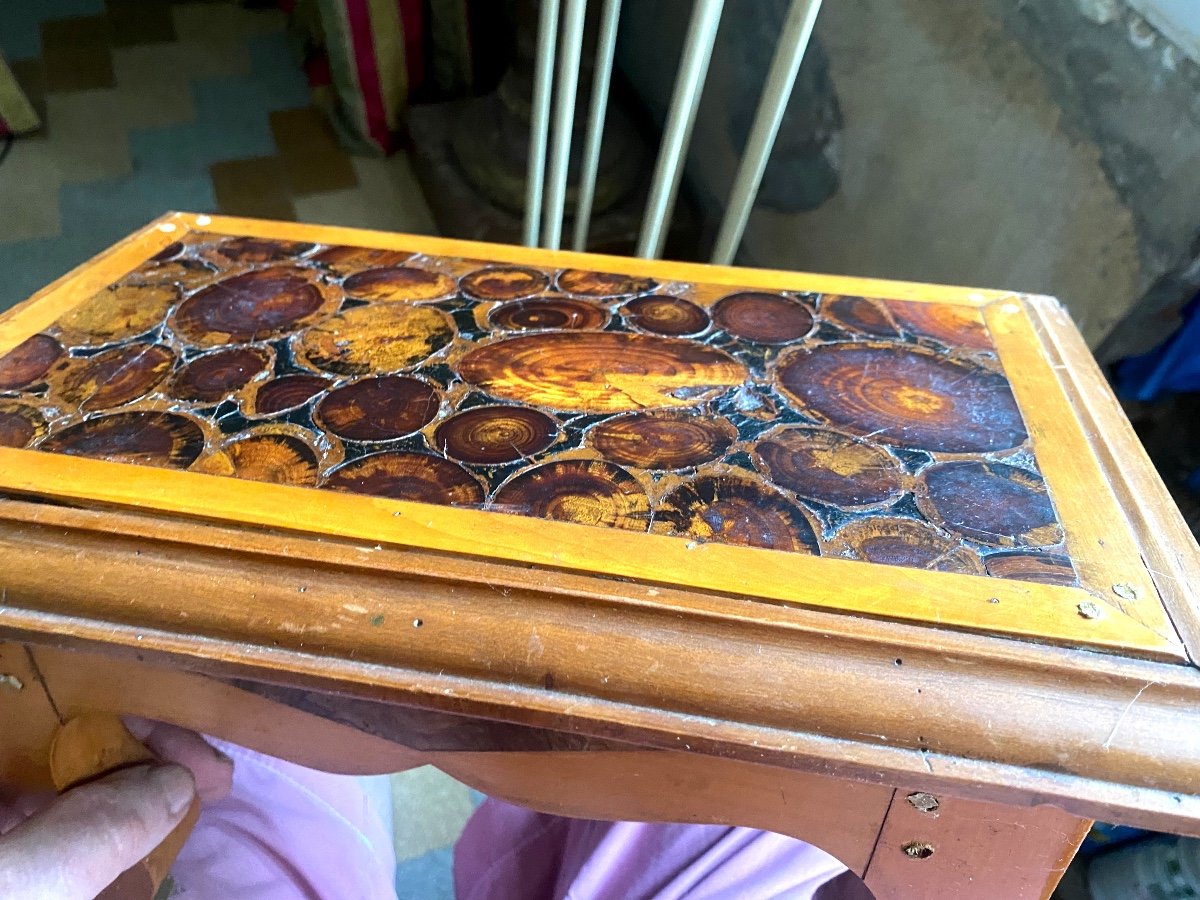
[712,292,814,344]
[205,236,315,264]
[310,245,413,275]
[752,425,905,507]
[433,405,558,464]
[296,304,455,376]
[198,432,320,486]
[588,412,736,470]
[314,376,440,442]
[621,296,710,336]
[457,332,747,413]
[56,283,178,346]
[0,400,47,448]
[460,266,550,300]
[918,461,1063,548]
[247,374,330,416]
[827,517,983,574]
[40,411,204,469]
[557,269,657,297]
[0,334,64,391]
[151,241,184,262]
[656,475,820,553]
[59,343,176,411]
[488,297,608,331]
[172,267,330,345]
[821,295,899,337]
[984,551,1078,586]
[775,342,1027,453]
[168,346,272,402]
[342,266,456,302]
[324,451,484,505]
[887,299,994,351]
[493,459,650,530]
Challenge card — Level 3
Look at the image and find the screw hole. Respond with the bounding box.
[894,658,903,666]
[412,618,423,628]
[902,841,935,860]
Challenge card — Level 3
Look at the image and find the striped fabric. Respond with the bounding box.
[0,56,39,138]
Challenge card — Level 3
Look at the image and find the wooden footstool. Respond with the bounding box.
[1,213,1197,898]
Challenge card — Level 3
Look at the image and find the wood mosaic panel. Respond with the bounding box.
[0,232,1076,588]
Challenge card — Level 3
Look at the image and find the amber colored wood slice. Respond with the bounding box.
[557,268,657,297]
[656,473,821,553]
[712,291,815,344]
[295,303,455,376]
[201,236,315,265]
[621,295,711,336]
[324,451,484,505]
[129,257,217,291]
[488,297,609,331]
[827,516,984,575]
[171,267,337,346]
[752,425,907,508]
[242,374,331,417]
[342,266,456,302]
[775,342,1027,453]
[0,399,48,448]
[460,265,551,300]
[314,375,440,442]
[167,345,272,403]
[194,426,323,487]
[588,411,736,470]
[433,405,559,464]
[820,294,900,338]
[39,410,206,469]
[918,460,1064,548]
[310,245,413,275]
[492,459,651,530]
[985,550,1079,586]
[458,332,747,413]
[0,333,63,390]
[57,343,176,411]
[888,298,994,351]
[54,283,178,347]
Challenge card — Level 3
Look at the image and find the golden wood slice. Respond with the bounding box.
[458,332,747,413]
[310,245,413,275]
[752,425,907,508]
[0,399,48,448]
[40,410,205,469]
[171,267,337,346]
[587,412,736,470]
[655,472,821,553]
[493,459,651,530]
[888,299,994,351]
[167,346,272,403]
[201,236,316,265]
[984,550,1079,586]
[0,333,63,390]
[821,295,900,338]
[57,343,176,411]
[621,295,711,336]
[557,268,657,297]
[194,425,324,487]
[917,460,1064,548]
[295,303,455,376]
[461,265,551,300]
[488,297,609,331]
[342,266,456,302]
[242,374,331,418]
[313,375,440,442]
[129,256,217,291]
[826,517,984,575]
[712,292,815,344]
[775,342,1027,453]
[54,283,178,347]
[324,450,484,505]
[432,405,559,465]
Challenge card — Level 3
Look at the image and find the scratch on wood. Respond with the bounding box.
[1102,681,1156,750]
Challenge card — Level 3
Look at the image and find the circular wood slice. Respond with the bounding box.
[433,405,558,465]
[132,258,217,291]
[172,267,335,345]
[244,374,330,417]
[342,266,456,302]
[310,245,413,275]
[917,461,1063,548]
[461,265,551,300]
[557,269,656,298]
[888,300,993,351]
[826,517,983,574]
[0,400,48,448]
[752,425,906,508]
[588,412,736,470]
[40,411,205,469]
[712,292,814,344]
[196,429,321,486]
[59,344,175,411]
[775,342,1027,453]
[821,295,899,337]
[656,475,820,553]
[493,459,650,530]
[458,332,746,413]
[203,236,315,265]
[488,297,609,331]
[621,296,710,336]
[0,334,64,391]
[324,451,484,505]
[168,346,272,403]
[56,283,178,346]
[984,550,1078,586]
[295,304,455,376]
[151,241,184,262]
[314,375,440,442]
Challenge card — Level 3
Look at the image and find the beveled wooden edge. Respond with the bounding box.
[1,498,1199,834]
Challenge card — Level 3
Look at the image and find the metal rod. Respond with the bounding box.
[571,0,623,252]
[523,0,562,247]
[636,0,725,259]
[542,0,588,250]
[710,0,823,265]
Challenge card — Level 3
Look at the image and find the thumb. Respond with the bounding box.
[0,763,195,900]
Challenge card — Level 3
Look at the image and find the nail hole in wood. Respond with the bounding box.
[412,618,423,628]
[894,658,903,666]
[902,841,935,859]
[0,674,23,691]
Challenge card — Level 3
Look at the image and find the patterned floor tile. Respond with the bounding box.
[111,40,253,88]
[0,137,63,243]
[395,845,456,900]
[105,0,179,47]
[390,767,477,863]
[210,155,295,220]
[170,1,286,43]
[43,89,132,183]
[293,155,437,234]
[1,0,107,62]
[113,79,197,131]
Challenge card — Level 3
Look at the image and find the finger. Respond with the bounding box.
[0,763,194,900]
[122,716,234,803]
